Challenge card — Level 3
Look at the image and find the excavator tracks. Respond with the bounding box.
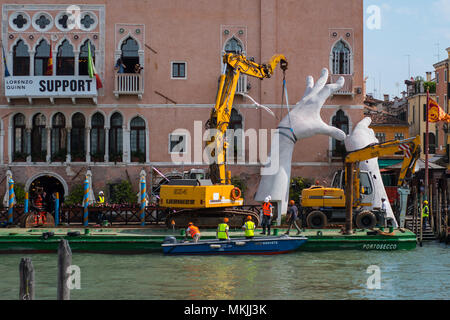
[166,207,261,229]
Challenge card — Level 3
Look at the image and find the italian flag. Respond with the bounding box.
[88,42,103,89]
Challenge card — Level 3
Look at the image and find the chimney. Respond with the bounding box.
[426,72,432,82]
[447,47,450,59]
[384,94,389,102]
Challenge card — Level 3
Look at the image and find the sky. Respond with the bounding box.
[364,0,450,99]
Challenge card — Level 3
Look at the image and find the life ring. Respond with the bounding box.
[230,187,241,200]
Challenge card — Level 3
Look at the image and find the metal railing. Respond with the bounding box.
[114,73,144,99]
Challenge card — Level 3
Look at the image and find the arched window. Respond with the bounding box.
[51,113,66,161]
[13,40,30,76]
[57,40,74,75]
[109,112,123,162]
[226,109,243,161]
[31,113,47,162]
[79,40,95,76]
[34,39,50,76]
[120,37,139,73]
[224,37,243,54]
[91,112,105,162]
[331,110,349,158]
[71,113,85,162]
[13,113,27,161]
[130,116,146,162]
[332,40,351,75]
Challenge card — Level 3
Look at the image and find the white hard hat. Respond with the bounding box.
[99,191,104,194]
[264,196,270,202]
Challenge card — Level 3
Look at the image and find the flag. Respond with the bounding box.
[428,98,450,123]
[45,41,53,75]
[2,43,10,77]
[88,42,103,89]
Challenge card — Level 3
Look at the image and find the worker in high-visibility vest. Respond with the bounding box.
[217,218,230,241]
[97,191,105,205]
[242,216,255,239]
[186,222,201,243]
[260,196,273,235]
[422,200,430,231]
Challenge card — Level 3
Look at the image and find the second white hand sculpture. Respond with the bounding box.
[255,68,347,222]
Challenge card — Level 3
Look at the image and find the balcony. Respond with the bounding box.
[114,73,143,99]
[328,74,354,96]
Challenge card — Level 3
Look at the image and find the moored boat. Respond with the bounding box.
[161,234,308,255]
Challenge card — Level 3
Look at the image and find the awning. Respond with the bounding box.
[378,159,403,169]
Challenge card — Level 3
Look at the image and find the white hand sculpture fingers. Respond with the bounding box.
[301,76,315,99]
[319,124,347,141]
[302,68,329,102]
[317,76,345,105]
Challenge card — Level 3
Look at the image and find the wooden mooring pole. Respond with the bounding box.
[57,239,72,300]
[19,258,35,300]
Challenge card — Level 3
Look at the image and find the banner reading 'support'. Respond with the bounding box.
[4,76,97,97]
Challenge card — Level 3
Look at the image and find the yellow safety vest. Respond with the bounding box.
[422,205,429,218]
[244,221,255,237]
[217,223,229,239]
[98,196,105,204]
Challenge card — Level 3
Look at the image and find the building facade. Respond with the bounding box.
[0,0,365,204]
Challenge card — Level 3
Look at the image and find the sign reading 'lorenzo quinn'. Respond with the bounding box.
[5,76,97,97]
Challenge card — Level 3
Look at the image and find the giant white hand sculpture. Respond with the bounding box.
[344,117,398,228]
[255,68,347,219]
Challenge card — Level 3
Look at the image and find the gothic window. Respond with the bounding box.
[130,116,146,162]
[57,14,69,29]
[31,113,47,162]
[332,40,351,75]
[13,113,26,161]
[80,14,95,29]
[224,37,243,54]
[13,14,28,29]
[71,113,86,162]
[91,113,105,161]
[34,39,50,76]
[120,37,139,73]
[51,113,66,161]
[57,40,75,75]
[79,40,95,76]
[13,40,30,76]
[331,110,349,158]
[109,113,123,162]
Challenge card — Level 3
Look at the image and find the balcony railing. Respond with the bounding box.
[329,74,354,96]
[114,73,144,99]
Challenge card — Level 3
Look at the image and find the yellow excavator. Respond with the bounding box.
[159,53,288,228]
[301,135,421,230]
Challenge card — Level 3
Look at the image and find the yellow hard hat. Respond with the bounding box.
[423,200,428,205]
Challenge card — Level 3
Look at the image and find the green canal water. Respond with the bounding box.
[0,242,448,300]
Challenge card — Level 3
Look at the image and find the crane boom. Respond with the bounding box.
[208,53,288,184]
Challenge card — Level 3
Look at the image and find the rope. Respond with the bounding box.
[280,71,297,143]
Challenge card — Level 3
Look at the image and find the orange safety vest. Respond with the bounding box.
[262,202,272,216]
[188,225,200,237]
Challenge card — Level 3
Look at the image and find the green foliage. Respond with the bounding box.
[14,183,26,205]
[109,180,136,204]
[65,184,85,205]
[231,176,247,198]
[289,177,313,203]
[423,81,436,93]
[131,151,145,163]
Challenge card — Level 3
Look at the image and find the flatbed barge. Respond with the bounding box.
[0,227,417,253]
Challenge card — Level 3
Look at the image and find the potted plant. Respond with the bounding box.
[31,151,47,162]
[71,150,86,162]
[13,151,29,162]
[109,152,122,163]
[51,148,67,162]
[91,151,104,162]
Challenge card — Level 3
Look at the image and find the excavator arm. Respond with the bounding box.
[344,135,421,205]
[208,53,288,184]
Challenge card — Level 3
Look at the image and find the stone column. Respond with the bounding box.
[46,126,51,162]
[7,125,12,164]
[66,127,71,163]
[52,48,57,76]
[104,127,110,162]
[123,127,130,163]
[29,50,35,76]
[0,128,4,165]
[25,128,31,163]
[74,50,80,76]
[86,127,91,163]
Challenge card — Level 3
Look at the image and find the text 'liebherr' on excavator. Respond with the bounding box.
[159,53,288,228]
